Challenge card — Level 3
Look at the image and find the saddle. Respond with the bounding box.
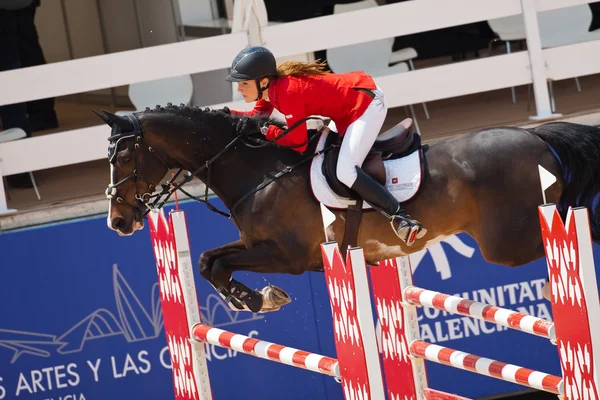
[322,118,421,199]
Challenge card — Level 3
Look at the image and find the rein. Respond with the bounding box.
[106,111,334,223]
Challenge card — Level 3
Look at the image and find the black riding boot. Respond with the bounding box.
[350,166,427,245]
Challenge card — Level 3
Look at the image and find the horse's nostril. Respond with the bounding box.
[111,217,126,231]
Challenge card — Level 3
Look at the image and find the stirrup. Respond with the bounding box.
[390,215,426,246]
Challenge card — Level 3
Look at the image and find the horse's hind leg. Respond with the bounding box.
[211,242,302,313]
[475,170,561,267]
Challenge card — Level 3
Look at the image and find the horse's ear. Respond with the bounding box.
[93,109,114,127]
[99,109,134,132]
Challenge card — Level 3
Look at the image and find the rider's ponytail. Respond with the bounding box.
[276,59,330,77]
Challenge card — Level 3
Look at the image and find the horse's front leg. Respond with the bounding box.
[211,241,303,313]
[198,240,249,311]
[198,240,246,282]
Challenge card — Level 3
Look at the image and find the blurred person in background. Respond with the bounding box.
[15,0,59,131]
[0,0,35,188]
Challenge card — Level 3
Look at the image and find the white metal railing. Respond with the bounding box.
[1,0,599,215]
[545,39,600,81]
[375,52,532,106]
[261,0,524,57]
[0,51,535,178]
[0,32,248,107]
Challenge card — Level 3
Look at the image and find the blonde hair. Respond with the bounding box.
[276,59,330,77]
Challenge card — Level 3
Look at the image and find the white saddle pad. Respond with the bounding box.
[309,131,422,210]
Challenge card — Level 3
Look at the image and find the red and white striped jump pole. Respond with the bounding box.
[403,286,556,340]
[192,324,340,377]
[409,340,564,395]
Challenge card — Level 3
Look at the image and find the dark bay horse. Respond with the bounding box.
[95,105,600,313]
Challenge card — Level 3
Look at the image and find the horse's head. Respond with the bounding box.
[95,104,296,236]
[95,109,169,236]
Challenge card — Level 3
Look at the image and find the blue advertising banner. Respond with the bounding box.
[1,198,598,400]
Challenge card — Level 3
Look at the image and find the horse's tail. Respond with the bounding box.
[531,121,600,241]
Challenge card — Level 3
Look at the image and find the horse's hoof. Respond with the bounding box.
[259,285,292,313]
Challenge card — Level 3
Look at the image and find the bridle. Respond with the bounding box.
[106,111,225,218]
[105,109,333,224]
[105,113,159,216]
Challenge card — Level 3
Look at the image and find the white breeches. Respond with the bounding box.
[333,86,388,188]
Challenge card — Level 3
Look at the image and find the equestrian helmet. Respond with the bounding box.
[225,46,277,82]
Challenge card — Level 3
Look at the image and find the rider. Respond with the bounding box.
[225,46,426,245]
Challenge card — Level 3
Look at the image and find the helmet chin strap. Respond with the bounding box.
[254,78,270,101]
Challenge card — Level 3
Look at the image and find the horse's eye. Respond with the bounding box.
[118,152,132,164]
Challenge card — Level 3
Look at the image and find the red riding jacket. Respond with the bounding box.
[230,71,377,153]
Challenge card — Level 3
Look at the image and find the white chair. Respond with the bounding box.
[117,75,194,115]
[0,128,41,201]
[487,5,600,109]
[326,0,429,124]
[538,5,600,48]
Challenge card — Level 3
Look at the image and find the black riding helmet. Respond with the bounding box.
[225,46,277,100]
